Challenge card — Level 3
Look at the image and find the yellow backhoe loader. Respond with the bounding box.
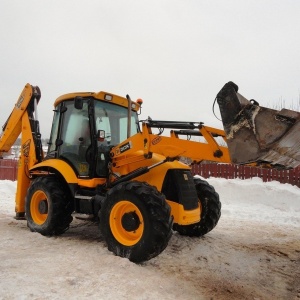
[0,81,299,262]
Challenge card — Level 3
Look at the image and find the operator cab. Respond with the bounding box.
[47,92,141,178]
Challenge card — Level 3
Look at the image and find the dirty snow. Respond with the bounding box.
[0,177,299,300]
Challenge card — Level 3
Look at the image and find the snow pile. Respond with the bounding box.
[0,180,17,215]
[204,176,300,226]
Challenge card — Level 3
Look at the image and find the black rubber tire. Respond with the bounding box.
[99,181,173,262]
[25,176,73,236]
[173,177,221,237]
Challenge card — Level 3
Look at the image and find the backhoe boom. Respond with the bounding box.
[0,84,43,218]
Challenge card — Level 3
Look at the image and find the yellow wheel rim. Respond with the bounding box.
[30,190,48,225]
[110,201,144,246]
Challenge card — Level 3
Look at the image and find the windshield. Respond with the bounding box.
[94,101,140,146]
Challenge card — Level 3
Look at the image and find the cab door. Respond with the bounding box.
[57,100,92,177]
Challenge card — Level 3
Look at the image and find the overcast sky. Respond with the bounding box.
[1,0,300,137]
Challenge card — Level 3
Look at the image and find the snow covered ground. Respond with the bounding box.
[0,177,299,300]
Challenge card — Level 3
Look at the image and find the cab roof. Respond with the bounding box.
[54,91,141,112]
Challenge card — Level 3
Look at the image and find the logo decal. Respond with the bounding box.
[119,142,131,154]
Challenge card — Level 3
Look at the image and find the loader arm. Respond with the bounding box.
[0,84,43,218]
[142,120,231,163]
[111,119,231,170]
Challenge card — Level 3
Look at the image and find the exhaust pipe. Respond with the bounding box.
[216,82,300,169]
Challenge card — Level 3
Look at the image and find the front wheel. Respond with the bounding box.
[99,181,173,262]
[25,176,73,235]
[173,177,221,237]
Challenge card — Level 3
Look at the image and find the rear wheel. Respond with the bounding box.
[173,177,221,237]
[25,176,73,235]
[99,181,173,262]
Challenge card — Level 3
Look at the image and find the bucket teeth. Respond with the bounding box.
[217,82,300,169]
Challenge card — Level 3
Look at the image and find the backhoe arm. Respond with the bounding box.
[0,84,43,218]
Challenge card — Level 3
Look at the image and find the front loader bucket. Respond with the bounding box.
[216,82,300,169]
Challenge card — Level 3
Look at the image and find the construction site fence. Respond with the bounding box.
[192,163,300,188]
[0,159,18,181]
[0,159,299,188]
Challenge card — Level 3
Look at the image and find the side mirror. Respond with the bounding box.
[74,97,83,110]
